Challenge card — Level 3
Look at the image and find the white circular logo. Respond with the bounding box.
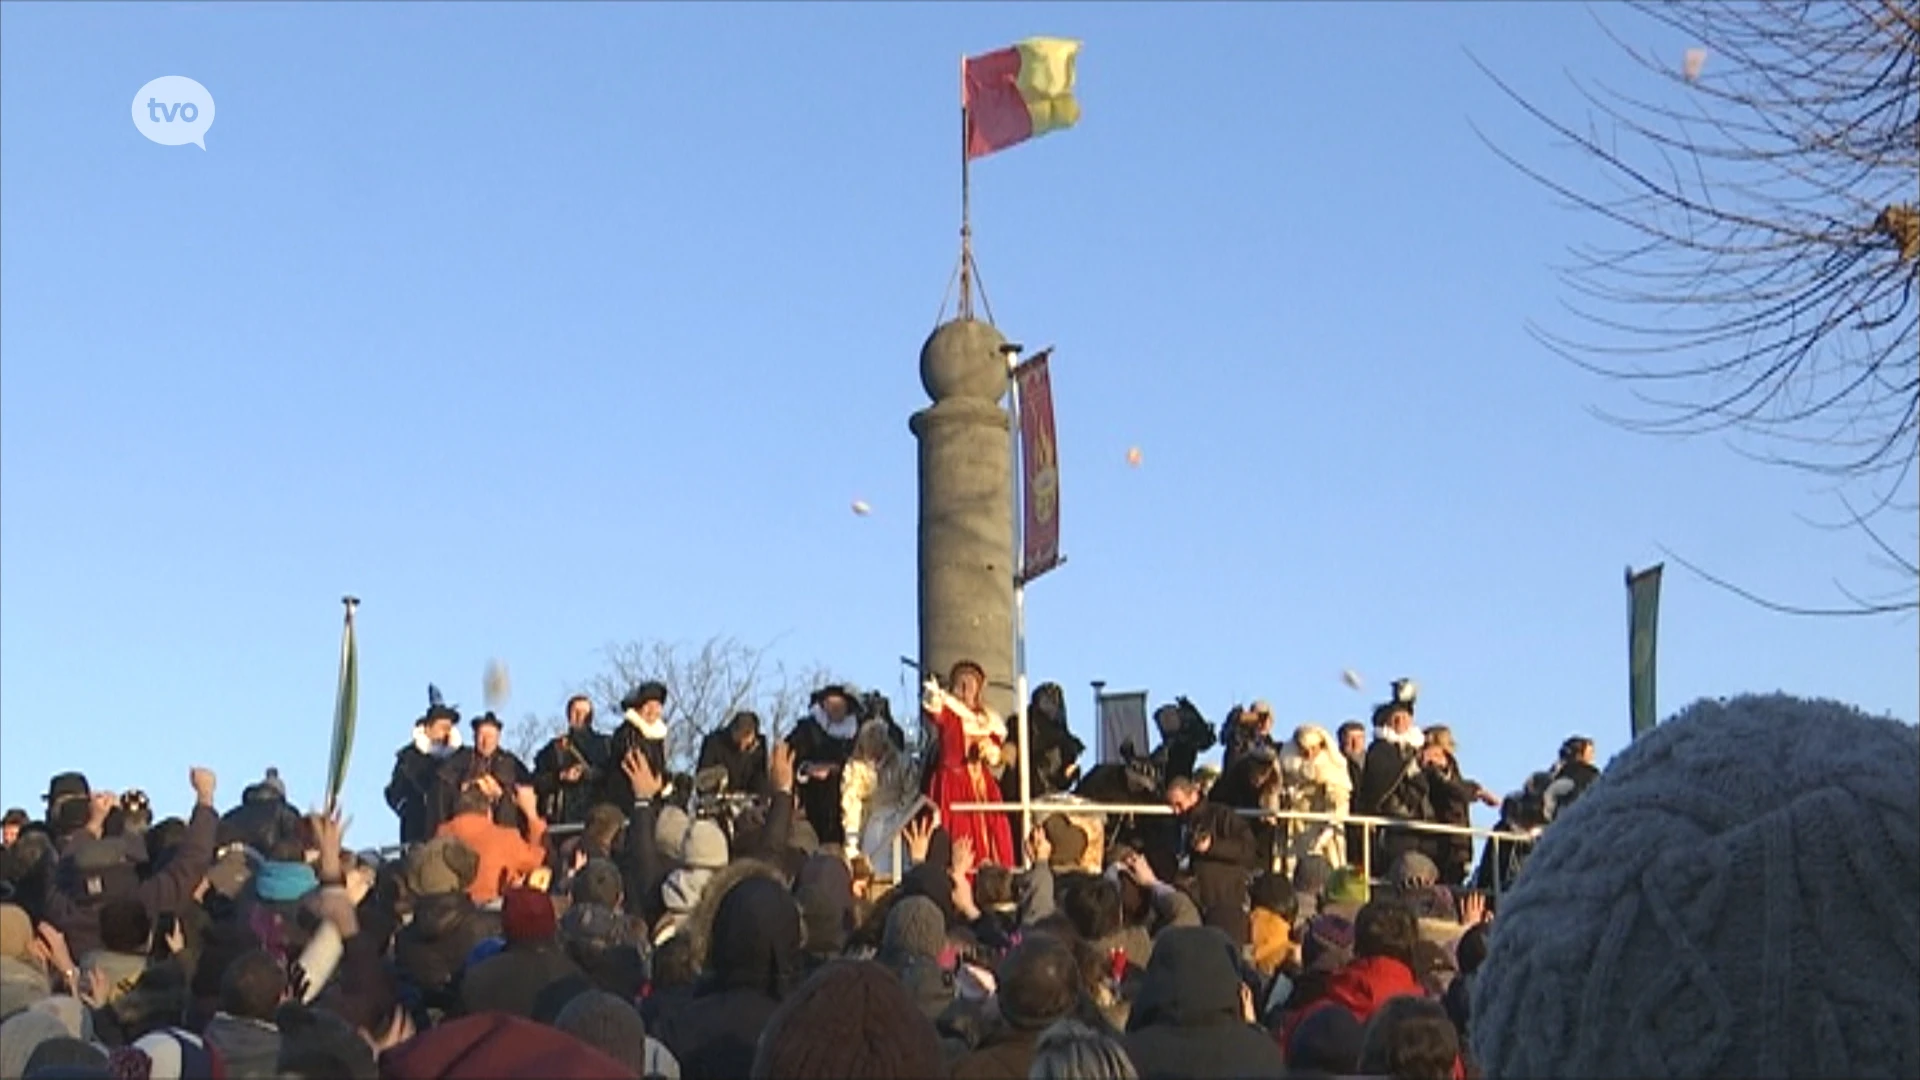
[131,76,216,149]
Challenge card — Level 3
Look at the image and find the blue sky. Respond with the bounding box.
[3,2,1913,843]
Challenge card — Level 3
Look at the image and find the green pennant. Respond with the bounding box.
[325,598,360,814]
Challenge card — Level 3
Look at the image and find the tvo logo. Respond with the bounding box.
[131,76,216,149]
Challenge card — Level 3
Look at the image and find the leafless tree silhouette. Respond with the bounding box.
[1474,0,1917,614]
[505,635,843,770]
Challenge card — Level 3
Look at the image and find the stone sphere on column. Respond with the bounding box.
[921,318,1009,403]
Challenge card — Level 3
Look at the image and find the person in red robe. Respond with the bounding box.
[921,660,1016,869]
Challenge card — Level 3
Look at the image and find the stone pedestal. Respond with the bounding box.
[909,318,1016,720]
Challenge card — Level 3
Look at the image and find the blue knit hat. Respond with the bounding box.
[1470,694,1920,1078]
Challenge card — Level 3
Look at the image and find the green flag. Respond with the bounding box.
[325,597,361,814]
[1626,566,1662,740]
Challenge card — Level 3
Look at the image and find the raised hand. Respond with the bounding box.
[1121,851,1159,887]
[1459,890,1491,926]
[1025,824,1052,867]
[951,834,978,879]
[769,741,796,794]
[622,749,662,801]
[190,767,217,806]
[903,815,935,864]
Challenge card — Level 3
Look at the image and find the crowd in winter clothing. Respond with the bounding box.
[0,689,1914,1079]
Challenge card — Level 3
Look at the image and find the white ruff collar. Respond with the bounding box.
[810,705,859,741]
[1377,725,1425,751]
[624,708,668,741]
[413,725,464,759]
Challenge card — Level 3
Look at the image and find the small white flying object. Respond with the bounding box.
[483,659,511,708]
[851,499,873,516]
[1341,669,1364,691]
[1126,446,1143,468]
[1683,47,1707,82]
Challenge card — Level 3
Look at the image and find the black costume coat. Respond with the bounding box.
[533,725,612,826]
[785,716,855,845]
[696,732,771,798]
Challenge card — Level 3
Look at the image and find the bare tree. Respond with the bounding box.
[1474,1,1918,613]
[504,636,843,772]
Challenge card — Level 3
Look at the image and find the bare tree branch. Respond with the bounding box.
[1475,0,1918,614]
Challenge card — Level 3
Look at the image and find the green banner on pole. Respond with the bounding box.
[325,597,360,814]
[1627,565,1662,740]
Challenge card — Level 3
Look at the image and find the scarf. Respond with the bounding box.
[623,708,669,741]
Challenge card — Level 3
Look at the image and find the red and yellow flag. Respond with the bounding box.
[964,38,1081,160]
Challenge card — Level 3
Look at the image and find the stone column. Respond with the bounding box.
[910,317,1016,720]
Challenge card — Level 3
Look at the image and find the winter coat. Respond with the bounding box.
[433,813,548,907]
[1357,732,1431,822]
[1123,927,1287,1080]
[604,716,670,810]
[695,732,770,799]
[433,750,532,833]
[1421,751,1484,875]
[379,1011,634,1080]
[532,725,611,826]
[651,876,801,1080]
[458,941,583,1019]
[1279,953,1426,1048]
[387,726,464,845]
[202,1012,282,1079]
[1181,801,1258,945]
[393,892,500,1017]
[47,804,216,960]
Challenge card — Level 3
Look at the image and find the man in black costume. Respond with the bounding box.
[785,684,863,845]
[434,711,532,830]
[533,694,611,826]
[696,711,771,798]
[605,681,673,807]
[385,689,463,844]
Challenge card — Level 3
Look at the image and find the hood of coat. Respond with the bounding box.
[680,857,787,973]
[702,875,802,998]
[1125,926,1248,1031]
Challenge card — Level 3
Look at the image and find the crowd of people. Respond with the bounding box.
[0,671,1913,1080]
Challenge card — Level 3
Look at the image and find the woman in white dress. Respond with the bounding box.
[841,718,921,881]
[1278,723,1354,870]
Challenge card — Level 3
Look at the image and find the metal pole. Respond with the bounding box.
[1091,680,1107,762]
[958,56,973,321]
[1009,349,1033,859]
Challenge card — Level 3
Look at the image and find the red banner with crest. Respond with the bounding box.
[1015,350,1061,583]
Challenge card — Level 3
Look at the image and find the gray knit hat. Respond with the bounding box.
[1471,694,1920,1079]
[554,991,649,1077]
[882,896,947,962]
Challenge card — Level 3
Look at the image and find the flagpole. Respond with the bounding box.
[959,53,974,321]
[1008,347,1032,859]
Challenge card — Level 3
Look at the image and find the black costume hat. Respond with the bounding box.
[43,772,89,804]
[809,684,865,717]
[471,711,503,731]
[421,684,461,726]
[621,681,668,711]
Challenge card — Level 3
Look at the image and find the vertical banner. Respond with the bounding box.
[325,597,361,814]
[1097,690,1149,764]
[1627,566,1663,741]
[1015,349,1061,583]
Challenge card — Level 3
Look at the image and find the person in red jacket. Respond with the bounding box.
[1280,899,1426,1053]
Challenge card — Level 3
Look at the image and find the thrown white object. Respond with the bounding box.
[1126,446,1143,467]
[1342,669,1364,691]
[483,659,511,708]
[851,499,872,516]
[1683,47,1707,82]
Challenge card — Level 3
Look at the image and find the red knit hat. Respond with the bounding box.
[501,888,556,943]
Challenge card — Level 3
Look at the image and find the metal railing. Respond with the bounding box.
[952,800,1534,898]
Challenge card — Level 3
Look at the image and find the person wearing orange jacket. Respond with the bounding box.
[435,784,548,906]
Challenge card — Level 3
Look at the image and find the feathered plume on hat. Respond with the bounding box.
[1391,679,1418,708]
